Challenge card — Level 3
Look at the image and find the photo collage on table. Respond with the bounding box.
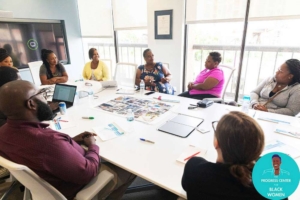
[95,96,173,121]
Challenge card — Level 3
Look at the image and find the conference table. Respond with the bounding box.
[48,80,300,200]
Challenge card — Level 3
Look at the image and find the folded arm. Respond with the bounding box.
[191,77,219,90]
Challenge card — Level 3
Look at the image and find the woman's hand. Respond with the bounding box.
[188,82,194,90]
[254,104,268,112]
[161,77,168,83]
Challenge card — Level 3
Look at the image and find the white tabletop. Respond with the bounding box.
[52,81,300,200]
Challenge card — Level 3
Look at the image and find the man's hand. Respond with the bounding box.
[83,135,96,147]
[72,131,97,144]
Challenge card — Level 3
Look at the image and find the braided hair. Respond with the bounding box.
[285,59,300,85]
[41,49,60,79]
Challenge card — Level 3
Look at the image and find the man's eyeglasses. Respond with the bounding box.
[212,121,218,133]
[28,88,51,101]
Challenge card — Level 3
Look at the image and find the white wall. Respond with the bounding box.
[0,0,84,81]
[147,0,185,93]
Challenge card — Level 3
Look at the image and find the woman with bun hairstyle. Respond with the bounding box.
[39,49,68,85]
[182,111,267,200]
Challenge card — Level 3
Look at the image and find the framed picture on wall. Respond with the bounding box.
[155,10,173,39]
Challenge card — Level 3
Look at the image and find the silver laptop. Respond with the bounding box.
[101,81,118,88]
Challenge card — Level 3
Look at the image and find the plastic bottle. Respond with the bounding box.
[88,86,94,106]
[140,80,145,95]
[241,95,251,114]
[126,109,134,132]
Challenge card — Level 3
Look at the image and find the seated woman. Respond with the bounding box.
[135,49,174,95]
[250,59,300,116]
[179,52,224,100]
[82,48,109,81]
[39,49,68,85]
[0,48,18,70]
[182,111,266,200]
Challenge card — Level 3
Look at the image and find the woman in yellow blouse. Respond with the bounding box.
[82,48,109,81]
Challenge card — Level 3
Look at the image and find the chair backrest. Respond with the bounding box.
[114,62,137,88]
[101,59,113,80]
[28,61,43,86]
[0,156,67,200]
[218,65,235,99]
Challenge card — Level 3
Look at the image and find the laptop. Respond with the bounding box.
[51,84,77,114]
[101,81,118,88]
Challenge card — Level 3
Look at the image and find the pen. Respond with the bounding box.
[59,120,68,122]
[184,151,200,161]
[82,117,94,119]
[140,138,155,144]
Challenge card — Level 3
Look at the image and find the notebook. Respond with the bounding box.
[101,81,118,88]
[158,114,204,138]
[51,84,77,113]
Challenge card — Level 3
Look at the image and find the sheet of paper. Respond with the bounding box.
[262,140,300,159]
[50,115,76,131]
[157,15,170,35]
[176,146,207,164]
[93,122,125,141]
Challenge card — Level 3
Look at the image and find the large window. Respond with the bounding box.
[185,0,300,102]
[185,0,247,100]
[117,29,148,64]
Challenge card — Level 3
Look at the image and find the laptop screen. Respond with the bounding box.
[52,84,77,104]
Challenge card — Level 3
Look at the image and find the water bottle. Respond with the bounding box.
[140,80,145,95]
[126,109,134,132]
[241,95,251,114]
[88,86,94,106]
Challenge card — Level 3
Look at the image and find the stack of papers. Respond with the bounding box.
[262,140,300,159]
[176,145,207,164]
[93,122,125,141]
[274,123,300,139]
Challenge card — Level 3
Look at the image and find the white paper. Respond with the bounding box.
[262,140,300,159]
[93,122,125,141]
[274,123,300,139]
[157,15,170,35]
[176,146,207,164]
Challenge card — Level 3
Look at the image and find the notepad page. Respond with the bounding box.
[176,146,207,164]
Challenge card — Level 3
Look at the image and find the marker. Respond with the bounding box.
[82,117,94,119]
[184,151,200,161]
[140,138,155,144]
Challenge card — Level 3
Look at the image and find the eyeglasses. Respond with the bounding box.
[212,121,218,133]
[28,88,51,101]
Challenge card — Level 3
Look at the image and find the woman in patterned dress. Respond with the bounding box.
[135,49,174,94]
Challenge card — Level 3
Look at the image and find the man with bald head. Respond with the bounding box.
[0,80,100,199]
[0,80,136,200]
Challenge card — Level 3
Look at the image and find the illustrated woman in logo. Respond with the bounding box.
[263,154,290,176]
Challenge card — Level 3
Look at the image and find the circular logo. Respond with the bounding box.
[252,152,300,199]
[27,39,38,50]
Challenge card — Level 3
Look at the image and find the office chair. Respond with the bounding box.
[0,156,114,200]
[114,62,137,89]
[203,64,235,103]
[28,61,43,86]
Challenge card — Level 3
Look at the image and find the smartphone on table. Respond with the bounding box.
[145,91,155,95]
